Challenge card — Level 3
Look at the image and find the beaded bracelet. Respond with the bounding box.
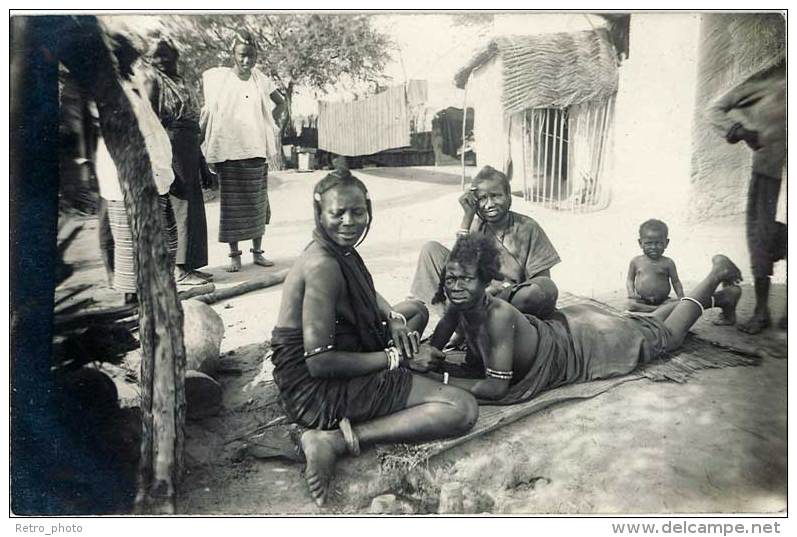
[485,367,513,380]
[384,346,401,371]
[304,344,334,358]
[388,310,407,326]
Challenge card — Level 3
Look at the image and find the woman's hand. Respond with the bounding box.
[486,281,510,297]
[406,344,445,372]
[458,190,478,220]
[389,318,420,360]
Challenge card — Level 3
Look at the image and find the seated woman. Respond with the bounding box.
[270,167,478,507]
[411,166,560,319]
[428,234,743,403]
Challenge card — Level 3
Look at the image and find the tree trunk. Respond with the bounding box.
[282,81,294,141]
[53,16,186,514]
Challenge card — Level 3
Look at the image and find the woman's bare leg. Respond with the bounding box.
[628,300,660,313]
[225,241,242,272]
[301,375,477,506]
[251,236,275,267]
[510,277,558,318]
[658,255,742,350]
[393,299,429,333]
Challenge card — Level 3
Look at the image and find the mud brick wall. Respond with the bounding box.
[689,13,785,221]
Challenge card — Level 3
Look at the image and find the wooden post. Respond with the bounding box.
[54,16,186,514]
[460,72,471,191]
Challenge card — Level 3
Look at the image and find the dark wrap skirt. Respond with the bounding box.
[166,120,208,269]
[444,303,672,406]
[270,327,414,430]
[217,157,270,243]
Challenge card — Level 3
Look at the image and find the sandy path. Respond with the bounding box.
[57,166,787,514]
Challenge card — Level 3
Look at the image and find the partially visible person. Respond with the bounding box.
[270,167,477,507]
[626,218,684,313]
[426,233,743,403]
[411,165,560,319]
[94,57,179,303]
[146,36,211,286]
[707,60,786,334]
[200,30,284,272]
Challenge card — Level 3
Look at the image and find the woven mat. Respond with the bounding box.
[375,291,761,462]
[238,292,760,465]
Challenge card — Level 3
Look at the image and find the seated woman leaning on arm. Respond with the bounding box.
[270,168,478,507]
[428,233,744,404]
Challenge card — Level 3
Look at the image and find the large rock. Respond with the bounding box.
[185,370,223,420]
[57,366,119,415]
[182,299,224,376]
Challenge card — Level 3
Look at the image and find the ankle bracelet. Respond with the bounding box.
[339,417,361,456]
[680,296,704,315]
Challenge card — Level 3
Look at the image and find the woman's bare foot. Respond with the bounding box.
[300,429,347,507]
[711,255,743,285]
[712,284,742,326]
[738,311,771,334]
[225,251,242,273]
[251,249,275,268]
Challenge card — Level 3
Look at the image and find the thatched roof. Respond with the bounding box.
[454,29,619,113]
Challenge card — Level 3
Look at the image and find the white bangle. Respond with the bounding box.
[384,346,400,371]
[388,310,407,326]
[456,229,469,237]
[443,372,450,385]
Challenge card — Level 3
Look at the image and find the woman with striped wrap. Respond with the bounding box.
[200,31,285,272]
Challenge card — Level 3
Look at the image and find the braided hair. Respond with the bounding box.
[312,158,373,248]
[432,233,502,304]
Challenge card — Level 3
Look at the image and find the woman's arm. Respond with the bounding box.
[302,257,391,379]
[450,306,515,400]
[429,309,458,350]
[376,292,418,359]
[270,89,286,106]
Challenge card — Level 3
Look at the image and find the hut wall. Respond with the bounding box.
[610,14,701,212]
[689,13,786,221]
[468,55,508,174]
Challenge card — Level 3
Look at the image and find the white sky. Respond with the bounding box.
[98,12,608,116]
[296,12,605,115]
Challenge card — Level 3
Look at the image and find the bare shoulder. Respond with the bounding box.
[630,254,647,266]
[293,244,344,288]
[662,256,678,269]
[486,298,521,333]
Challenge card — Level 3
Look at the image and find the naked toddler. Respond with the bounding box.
[626,219,684,312]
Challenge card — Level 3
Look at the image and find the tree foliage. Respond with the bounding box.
[160,13,394,122]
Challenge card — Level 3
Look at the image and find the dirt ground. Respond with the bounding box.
[56,165,787,514]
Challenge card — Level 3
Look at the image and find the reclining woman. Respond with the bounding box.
[428,233,743,403]
[270,167,478,506]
